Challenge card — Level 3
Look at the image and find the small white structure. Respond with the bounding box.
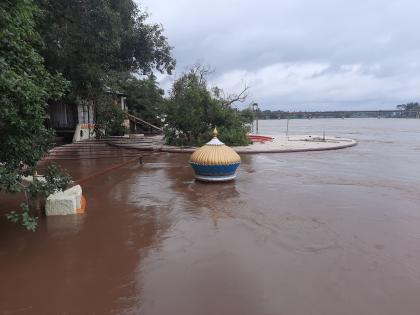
[21,174,46,184]
[45,185,83,216]
[72,123,95,142]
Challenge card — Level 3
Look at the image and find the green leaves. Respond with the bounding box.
[5,211,20,224]
[3,164,71,231]
[1,0,69,171]
[35,0,175,99]
[124,75,165,128]
[20,204,38,232]
[396,102,420,111]
[1,1,70,231]
[5,203,38,232]
[5,204,38,232]
[164,65,252,147]
[43,163,72,196]
[94,95,127,138]
[0,167,21,193]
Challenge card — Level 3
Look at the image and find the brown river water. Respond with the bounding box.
[0,118,419,315]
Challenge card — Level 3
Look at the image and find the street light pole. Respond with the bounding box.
[252,103,259,134]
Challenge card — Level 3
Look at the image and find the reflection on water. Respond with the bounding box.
[0,119,420,315]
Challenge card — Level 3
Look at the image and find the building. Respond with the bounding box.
[47,92,127,141]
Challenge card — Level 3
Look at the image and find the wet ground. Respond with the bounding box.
[1,119,420,315]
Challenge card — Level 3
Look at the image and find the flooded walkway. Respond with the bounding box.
[0,119,420,315]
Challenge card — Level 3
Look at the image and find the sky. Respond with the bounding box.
[137,0,420,111]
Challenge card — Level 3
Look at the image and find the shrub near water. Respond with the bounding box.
[163,65,255,146]
[94,95,128,137]
[5,164,72,231]
[218,126,251,146]
[0,1,69,230]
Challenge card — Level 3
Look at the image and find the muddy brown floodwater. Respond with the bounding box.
[1,119,420,315]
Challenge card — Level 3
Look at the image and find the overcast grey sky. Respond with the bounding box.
[137,0,420,111]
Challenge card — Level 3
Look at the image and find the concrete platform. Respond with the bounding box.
[159,135,357,154]
[104,134,357,154]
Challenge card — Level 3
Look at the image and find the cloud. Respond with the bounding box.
[138,0,420,110]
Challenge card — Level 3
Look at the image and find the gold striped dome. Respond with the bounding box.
[190,128,241,165]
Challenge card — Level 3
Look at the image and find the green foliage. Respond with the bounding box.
[6,204,38,232]
[5,210,20,224]
[20,204,38,231]
[163,66,253,146]
[29,163,71,198]
[25,163,71,213]
[396,102,420,111]
[0,0,69,227]
[0,0,69,173]
[218,125,251,146]
[94,95,127,137]
[4,163,72,231]
[35,0,175,100]
[0,0,70,232]
[123,75,165,127]
[0,167,21,193]
[43,163,72,195]
[239,108,256,125]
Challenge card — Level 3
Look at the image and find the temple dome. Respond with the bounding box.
[189,128,241,182]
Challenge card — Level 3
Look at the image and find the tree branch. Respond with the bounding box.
[222,83,250,107]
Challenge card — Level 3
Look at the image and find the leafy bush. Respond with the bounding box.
[0,1,70,231]
[27,163,72,199]
[0,0,68,172]
[123,75,165,129]
[6,204,38,232]
[94,95,128,138]
[3,163,72,231]
[43,164,72,195]
[218,126,252,146]
[163,65,255,146]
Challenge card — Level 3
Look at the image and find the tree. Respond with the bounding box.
[93,94,127,138]
[123,75,165,127]
[35,0,175,101]
[163,65,254,146]
[0,0,69,230]
[396,102,420,111]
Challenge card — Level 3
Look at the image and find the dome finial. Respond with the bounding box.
[213,127,218,137]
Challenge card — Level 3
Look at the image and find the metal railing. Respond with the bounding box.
[126,113,163,133]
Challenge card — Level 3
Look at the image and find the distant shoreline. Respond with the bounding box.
[256,109,420,120]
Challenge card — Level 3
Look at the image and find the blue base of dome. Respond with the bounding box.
[190,162,240,178]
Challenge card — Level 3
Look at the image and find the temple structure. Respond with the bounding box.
[189,128,241,182]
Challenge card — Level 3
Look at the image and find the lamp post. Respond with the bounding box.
[252,103,259,134]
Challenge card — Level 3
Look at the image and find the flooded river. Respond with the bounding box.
[1,118,419,314]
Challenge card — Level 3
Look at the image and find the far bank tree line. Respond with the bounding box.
[396,102,420,111]
[256,102,420,120]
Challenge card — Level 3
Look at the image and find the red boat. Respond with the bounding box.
[247,135,274,143]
